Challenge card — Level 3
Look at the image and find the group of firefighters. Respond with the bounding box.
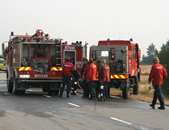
[59,57,110,101]
[59,56,168,109]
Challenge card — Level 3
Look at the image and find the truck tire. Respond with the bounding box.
[7,71,13,92]
[20,90,25,95]
[13,77,19,95]
[122,81,130,99]
[133,76,139,95]
[43,88,48,92]
[48,90,53,96]
[7,80,13,93]
[54,90,59,95]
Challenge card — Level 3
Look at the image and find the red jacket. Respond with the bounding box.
[87,63,97,81]
[62,61,74,76]
[149,62,167,86]
[98,65,106,82]
[82,63,89,80]
[104,64,110,82]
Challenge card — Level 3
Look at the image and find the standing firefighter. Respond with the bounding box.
[87,58,97,100]
[81,59,90,98]
[97,60,106,101]
[103,60,110,99]
[59,57,74,97]
[149,57,168,110]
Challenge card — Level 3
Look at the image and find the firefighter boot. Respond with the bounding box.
[103,96,106,101]
[67,93,69,98]
[98,96,103,101]
[158,106,165,110]
[150,104,155,109]
[88,96,94,100]
[71,91,76,95]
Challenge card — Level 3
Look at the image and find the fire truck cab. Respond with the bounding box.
[90,39,141,99]
[6,30,87,95]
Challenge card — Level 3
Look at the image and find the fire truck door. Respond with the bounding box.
[64,50,76,69]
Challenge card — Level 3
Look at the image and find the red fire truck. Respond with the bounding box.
[6,29,87,95]
[90,39,141,99]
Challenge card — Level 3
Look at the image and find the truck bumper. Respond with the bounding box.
[16,79,62,90]
[17,80,62,83]
[0,68,6,71]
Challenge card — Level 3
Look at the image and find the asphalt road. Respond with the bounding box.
[0,72,168,130]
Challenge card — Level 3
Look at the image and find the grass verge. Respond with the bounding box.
[110,87,169,106]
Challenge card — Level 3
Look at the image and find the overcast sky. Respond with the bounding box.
[1,0,169,58]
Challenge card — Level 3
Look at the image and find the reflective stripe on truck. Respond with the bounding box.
[110,75,126,79]
[51,67,62,71]
[19,67,31,71]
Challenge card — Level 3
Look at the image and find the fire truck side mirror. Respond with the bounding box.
[138,50,141,58]
[121,50,125,53]
[91,51,96,60]
[5,48,8,54]
[2,43,4,51]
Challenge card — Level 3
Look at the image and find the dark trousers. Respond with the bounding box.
[83,80,89,97]
[152,85,164,106]
[95,82,100,98]
[104,82,108,99]
[60,75,71,96]
[88,81,95,98]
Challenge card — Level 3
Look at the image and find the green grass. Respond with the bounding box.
[138,85,153,96]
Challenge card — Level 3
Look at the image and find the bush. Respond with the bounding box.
[157,42,169,96]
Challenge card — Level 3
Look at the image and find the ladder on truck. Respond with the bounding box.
[55,39,62,67]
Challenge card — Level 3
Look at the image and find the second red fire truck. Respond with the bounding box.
[90,39,141,99]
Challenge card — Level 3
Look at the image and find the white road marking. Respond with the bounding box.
[110,117,133,125]
[43,95,51,98]
[110,95,120,99]
[68,103,80,108]
[27,89,32,91]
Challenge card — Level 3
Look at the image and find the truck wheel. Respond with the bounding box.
[43,89,48,92]
[133,76,139,95]
[14,89,19,95]
[13,77,19,95]
[54,90,59,95]
[7,80,13,93]
[122,81,130,99]
[20,90,25,95]
[48,90,53,96]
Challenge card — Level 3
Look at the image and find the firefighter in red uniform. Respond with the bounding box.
[103,60,110,99]
[87,58,97,100]
[97,60,106,101]
[149,57,167,110]
[59,57,74,97]
[82,59,90,98]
